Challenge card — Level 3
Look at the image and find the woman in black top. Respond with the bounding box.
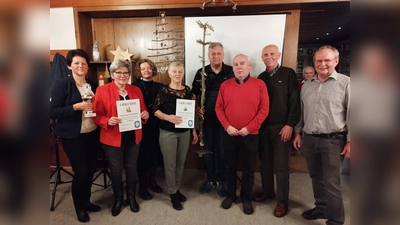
[133,59,164,200]
[153,62,198,210]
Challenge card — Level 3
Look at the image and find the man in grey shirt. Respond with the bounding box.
[293,45,350,225]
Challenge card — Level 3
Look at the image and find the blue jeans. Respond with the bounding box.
[203,127,225,183]
[301,133,345,225]
[224,133,258,203]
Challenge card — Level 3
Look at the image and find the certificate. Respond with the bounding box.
[116,99,142,132]
[175,99,195,128]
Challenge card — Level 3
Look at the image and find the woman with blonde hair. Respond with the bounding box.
[153,62,198,210]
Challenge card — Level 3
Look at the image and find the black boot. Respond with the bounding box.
[138,172,152,200]
[127,183,140,212]
[85,202,101,212]
[75,209,90,223]
[170,192,182,210]
[111,187,123,217]
[176,190,187,202]
[148,168,163,193]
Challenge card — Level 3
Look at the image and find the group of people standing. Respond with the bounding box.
[193,43,349,225]
[50,42,349,225]
[50,51,196,222]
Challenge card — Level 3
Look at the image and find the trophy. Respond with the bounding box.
[81,83,96,117]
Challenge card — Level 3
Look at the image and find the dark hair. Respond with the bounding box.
[66,49,90,66]
[134,59,158,79]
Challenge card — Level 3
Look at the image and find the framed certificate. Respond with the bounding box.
[116,99,141,132]
[175,99,195,128]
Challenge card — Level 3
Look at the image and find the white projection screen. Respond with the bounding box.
[184,14,287,87]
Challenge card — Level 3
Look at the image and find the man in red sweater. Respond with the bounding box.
[215,54,270,215]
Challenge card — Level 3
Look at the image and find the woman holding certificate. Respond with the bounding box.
[153,62,198,210]
[92,60,149,216]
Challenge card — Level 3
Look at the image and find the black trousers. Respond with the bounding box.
[102,141,140,192]
[224,133,258,203]
[60,129,99,211]
[258,124,291,204]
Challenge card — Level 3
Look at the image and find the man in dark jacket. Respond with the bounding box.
[191,42,234,198]
[254,44,301,218]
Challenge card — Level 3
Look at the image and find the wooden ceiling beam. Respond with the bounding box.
[51,0,349,8]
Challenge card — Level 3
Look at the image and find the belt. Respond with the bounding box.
[308,132,347,139]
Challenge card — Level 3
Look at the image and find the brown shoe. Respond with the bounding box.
[252,192,276,202]
[274,203,288,217]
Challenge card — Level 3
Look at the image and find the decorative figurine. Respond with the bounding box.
[93,40,104,61]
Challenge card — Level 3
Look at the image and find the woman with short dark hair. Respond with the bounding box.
[50,49,101,223]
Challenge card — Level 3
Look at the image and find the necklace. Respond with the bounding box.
[141,80,155,108]
[74,79,86,87]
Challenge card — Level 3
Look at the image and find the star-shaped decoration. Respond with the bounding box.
[110,45,134,61]
[121,48,134,61]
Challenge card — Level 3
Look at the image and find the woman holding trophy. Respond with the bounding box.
[50,49,101,223]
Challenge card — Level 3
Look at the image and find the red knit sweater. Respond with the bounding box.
[215,76,269,134]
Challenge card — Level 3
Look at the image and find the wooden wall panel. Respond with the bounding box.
[282,9,300,71]
[92,16,183,85]
[92,18,115,62]
[74,9,93,55]
[50,49,70,62]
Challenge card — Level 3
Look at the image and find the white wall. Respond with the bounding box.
[50,7,76,50]
[184,14,286,87]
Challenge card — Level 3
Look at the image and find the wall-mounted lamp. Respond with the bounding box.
[201,0,238,12]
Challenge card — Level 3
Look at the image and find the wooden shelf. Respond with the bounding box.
[90,61,112,64]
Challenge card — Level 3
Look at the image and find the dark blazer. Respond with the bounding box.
[50,76,97,139]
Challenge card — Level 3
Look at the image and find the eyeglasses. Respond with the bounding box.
[114,71,130,76]
[314,58,336,64]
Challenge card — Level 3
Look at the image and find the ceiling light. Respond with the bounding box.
[316,37,319,40]
[326,33,329,35]
[201,0,237,11]
[338,27,342,30]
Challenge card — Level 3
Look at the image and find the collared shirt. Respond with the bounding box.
[267,64,281,77]
[235,74,251,84]
[295,71,350,141]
